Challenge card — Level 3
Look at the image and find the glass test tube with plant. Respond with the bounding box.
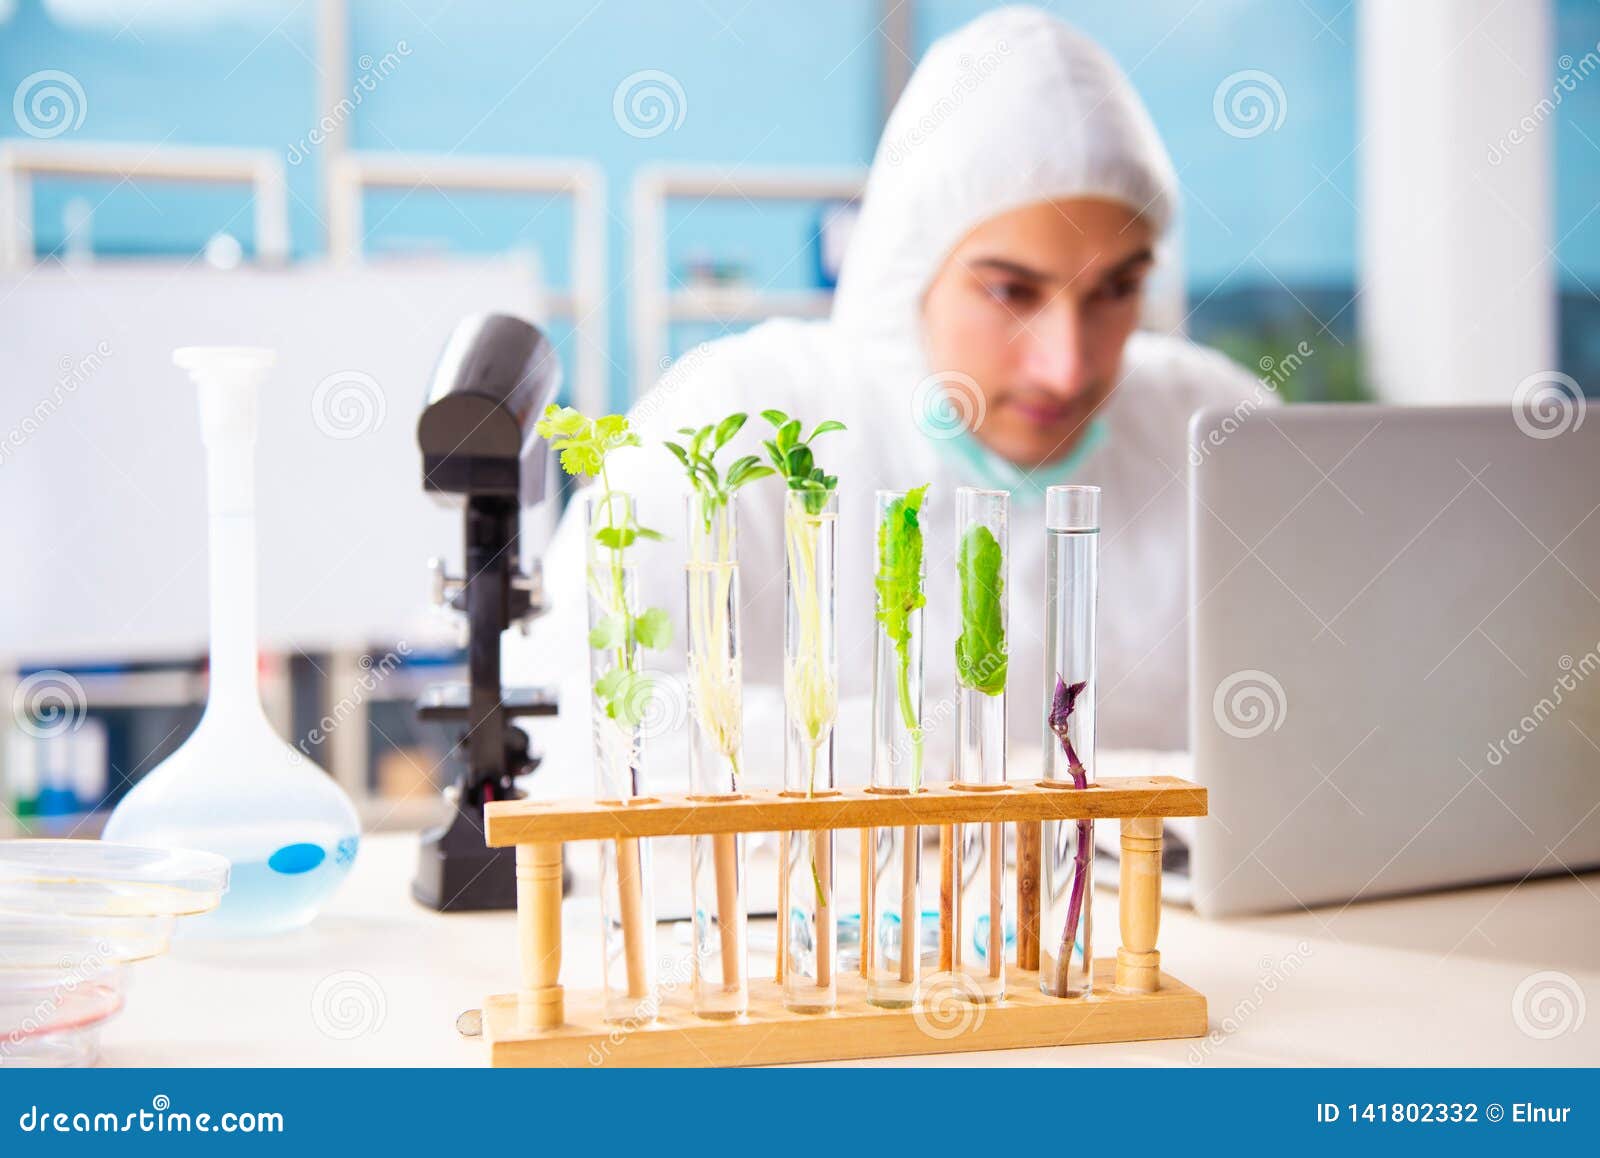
[1040,485,1099,999]
[951,487,1009,1003]
[663,413,774,1019]
[535,404,673,1023]
[865,484,929,1008]
[760,409,846,1013]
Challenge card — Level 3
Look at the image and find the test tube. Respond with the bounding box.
[952,487,1008,1003]
[1040,485,1098,998]
[780,489,839,1013]
[684,493,747,1019]
[865,489,925,1009]
[585,492,657,1023]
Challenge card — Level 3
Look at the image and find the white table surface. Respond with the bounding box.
[104,830,1600,1067]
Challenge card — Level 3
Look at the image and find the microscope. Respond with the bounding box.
[412,313,562,912]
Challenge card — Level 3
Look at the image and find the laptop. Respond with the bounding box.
[1185,403,1600,917]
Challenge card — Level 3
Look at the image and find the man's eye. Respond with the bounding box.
[985,280,1038,308]
[1090,278,1142,304]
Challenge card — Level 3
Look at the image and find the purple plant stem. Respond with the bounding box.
[1053,736,1090,995]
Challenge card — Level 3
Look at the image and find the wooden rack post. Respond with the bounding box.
[1016,821,1041,971]
[481,776,1207,1067]
[1115,816,1164,993]
[515,843,564,1031]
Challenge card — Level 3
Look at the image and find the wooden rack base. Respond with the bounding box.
[484,962,1206,1067]
[482,776,1208,1067]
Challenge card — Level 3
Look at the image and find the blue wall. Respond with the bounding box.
[4,0,1598,400]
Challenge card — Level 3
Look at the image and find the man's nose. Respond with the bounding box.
[1018,302,1092,400]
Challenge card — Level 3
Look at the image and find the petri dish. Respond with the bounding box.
[0,912,177,969]
[0,840,230,918]
[0,964,124,1068]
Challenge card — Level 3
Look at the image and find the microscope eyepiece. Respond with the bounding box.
[417,313,561,507]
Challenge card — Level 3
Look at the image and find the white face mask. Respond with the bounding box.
[930,416,1109,504]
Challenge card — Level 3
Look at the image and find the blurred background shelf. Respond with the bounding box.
[2,646,472,840]
[666,286,837,323]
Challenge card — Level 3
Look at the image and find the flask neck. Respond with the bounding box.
[202,445,263,721]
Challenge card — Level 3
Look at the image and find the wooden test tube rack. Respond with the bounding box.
[480,776,1208,1067]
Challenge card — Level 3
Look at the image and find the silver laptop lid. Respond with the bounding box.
[1188,403,1600,917]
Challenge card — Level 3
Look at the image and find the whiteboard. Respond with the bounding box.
[0,257,556,662]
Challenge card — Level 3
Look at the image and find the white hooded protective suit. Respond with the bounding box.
[507,8,1259,796]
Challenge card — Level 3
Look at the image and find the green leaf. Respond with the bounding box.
[605,669,650,728]
[537,406,645,481]
[875,484,931,785]
[634,606,673,650]
[713,412,747,450]
[593,525,637,550]
[593,414,629,441]
[535,404,588,439]
[634,526,666,542]
[755,410,845,501]
[593,667,626,698]
[663,441,690,469]
[557,444,602,476]
[874,484,930,650]
[955,524,1008,695]
[588,614,625,651]
[725,456,774,490]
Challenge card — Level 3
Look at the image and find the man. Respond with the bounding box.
[511,8,1260,793]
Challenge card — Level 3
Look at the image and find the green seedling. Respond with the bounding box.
[534,404,671,731]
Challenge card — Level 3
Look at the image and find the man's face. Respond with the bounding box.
[920,198,1155,469]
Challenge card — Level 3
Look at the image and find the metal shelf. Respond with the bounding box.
[667,286,834,323]
[630,163,864,395]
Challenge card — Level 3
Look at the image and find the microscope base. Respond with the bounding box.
[413,801,569,912]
